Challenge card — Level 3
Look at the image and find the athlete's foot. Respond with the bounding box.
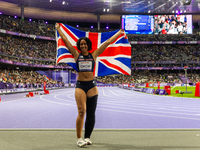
[77,138,87,147]
[84,138,92,145]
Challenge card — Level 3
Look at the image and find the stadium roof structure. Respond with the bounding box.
[0,0,199,22]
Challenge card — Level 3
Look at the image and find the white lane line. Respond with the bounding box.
[101,87,106,96]
[0,98,32,104]
[105,87,119,96]
[39,87,200,114]
[115,90,131,95]
[40,93,200,118]
[98,93,199,108]
[97,102,200,116]
[97,99,200,113]
[40,95,76,106]
[67,93,75,99]
[54,94,75,102]
[97,108,200,121]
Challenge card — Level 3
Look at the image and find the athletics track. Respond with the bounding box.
[0,87,200,129]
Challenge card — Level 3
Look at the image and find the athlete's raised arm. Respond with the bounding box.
[55,23,79,60]
[92,29,124,59]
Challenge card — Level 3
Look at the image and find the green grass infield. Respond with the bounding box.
[144,86,200,98]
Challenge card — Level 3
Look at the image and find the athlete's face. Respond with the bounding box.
[80,39,88,52]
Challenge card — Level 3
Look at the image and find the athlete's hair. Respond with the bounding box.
[77,37,92,51]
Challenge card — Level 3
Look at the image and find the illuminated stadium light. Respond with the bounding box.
[45,21,48,24]
[172,10,174,13]
[14,16,17,18]
[0,12,2,15]
[106,26,109,29]
[148,10,151,13]
[62,1,65,5]
[103,8,106,12]
[107,9,110,12]
[91,26,94,29]
[176,10,178,13]
[181,0,192,5]
[50,0,52,2]
[180,10,183,13]
[184,10,187,12]
[29,19,32,22]
[76,25,79,27]
[121,0,131,3]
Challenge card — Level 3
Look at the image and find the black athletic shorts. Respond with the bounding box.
[75,80,97,93]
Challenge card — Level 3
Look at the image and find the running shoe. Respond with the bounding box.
[77,138,87,147]
[84,138,92,145]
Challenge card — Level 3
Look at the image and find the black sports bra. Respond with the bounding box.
[76,53,95,72]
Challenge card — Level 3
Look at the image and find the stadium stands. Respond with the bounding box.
[1,14,200,89]
[0,69,64,90]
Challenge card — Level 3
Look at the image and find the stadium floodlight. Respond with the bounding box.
[181,0,192,5]
[121,0,131,3]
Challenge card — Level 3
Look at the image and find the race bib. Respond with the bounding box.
[79,61,92,71]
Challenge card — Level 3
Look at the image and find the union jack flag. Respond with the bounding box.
[56,23,131,77]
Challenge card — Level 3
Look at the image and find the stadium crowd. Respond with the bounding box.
[0,65,199,89]
[1,33,200,67]
[0,34,55,59]
[1,15,200,41]
[0,15,55,37]
[154,15,188,35]
[0,34,57,66]
[95,71,200,84]
[0,69,63,89]
[127,34,199,41]
[1,68,195,89]
[187,72,200,83]
[0,15,114,37]
[131,44,200,62]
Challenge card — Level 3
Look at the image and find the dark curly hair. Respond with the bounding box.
[76,37,92,51]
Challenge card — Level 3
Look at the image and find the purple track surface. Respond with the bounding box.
[0,87,200,129]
